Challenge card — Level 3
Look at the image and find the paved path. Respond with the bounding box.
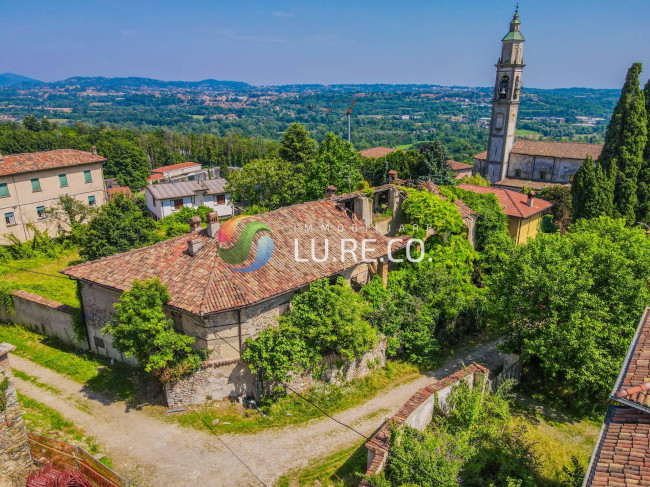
[10,340,500,487]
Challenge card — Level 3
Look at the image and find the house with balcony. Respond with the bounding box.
[144,178,233,220]
[0,149,106,242]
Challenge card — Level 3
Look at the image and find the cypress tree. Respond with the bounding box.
[572,156,614,220]
[597,63,647,223]
[636,79,650,224]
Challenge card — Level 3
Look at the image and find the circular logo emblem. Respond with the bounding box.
[217,216,273,273]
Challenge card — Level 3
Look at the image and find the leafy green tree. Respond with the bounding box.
[361,150,423,186]
[278,123,318,170]
[97,138,150,190]
[571,156,614,220]
[416,140,455,184]
[39,117,52,131]
[22,115,40,132]
[226,157,305,209]
[305,133,364,198]
[598,63,647,223]
[103,278,204,382]
[243,278,377,384]
[79,193,157,261]
[538,185,572,232]
[458,173,490,186]
[486,217,650,410]
[44,194,96,241]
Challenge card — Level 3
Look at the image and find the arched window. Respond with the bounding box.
[498,75,509,99]
[513,76,520,100]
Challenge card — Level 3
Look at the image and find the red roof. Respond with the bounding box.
[147,173,166,181]
[473,139,603,162]
[359,147,398,158]
[107,186,133,197]
[62,199,408,316]
[584,406,650,487]
[446,159,473,171]
[0,149,105,177]
[457,184,552,219]
[151,161,201,174]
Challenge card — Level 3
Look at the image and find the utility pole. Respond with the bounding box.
[346,98,357,143]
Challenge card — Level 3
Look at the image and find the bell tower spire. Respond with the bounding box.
[485,8,526,183]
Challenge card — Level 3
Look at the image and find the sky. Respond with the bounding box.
[1,0,649,89]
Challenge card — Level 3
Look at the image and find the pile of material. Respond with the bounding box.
[26,463,92,487]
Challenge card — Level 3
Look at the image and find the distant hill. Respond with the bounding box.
[52,76,251,91]
[0,73,41,87]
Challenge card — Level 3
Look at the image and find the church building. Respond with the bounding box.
[473,9,603,190]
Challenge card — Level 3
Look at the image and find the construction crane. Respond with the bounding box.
[307,97,357,142]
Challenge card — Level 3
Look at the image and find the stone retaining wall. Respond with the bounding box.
[0,291,86,350]
[165,339,387,407]
[360,355,520,485]
[0,343,33,485]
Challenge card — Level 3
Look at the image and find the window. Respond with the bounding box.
[4,212,15,226]
[540,171,547,180]
[36,206,45,219]
[88,195,96,206]
[515,169,522,178]
[31,178,41,191]
[0,183,8,198]
[173,198,183,210]
[59,174,68,187]
[84,170,92,183]
[495,113,504,130]
[216,194,226,205]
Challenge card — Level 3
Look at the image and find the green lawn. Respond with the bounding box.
[516,129,543,138]
[394,144,413,151]
[18,392,113,468]
[277,441,367,487]
[0,250,81,307]
[151,361,420,435]
[0,324,150,404]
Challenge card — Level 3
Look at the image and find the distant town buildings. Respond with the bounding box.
[0,149,106,242]
[474,10,603,189]
[146,161,219,184]
[144,179,232,220]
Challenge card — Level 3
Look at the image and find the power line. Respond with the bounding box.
[0,263,71,279]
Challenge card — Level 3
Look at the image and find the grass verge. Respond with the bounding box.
[0,323,152,404]
[151,360,419,435]
[0,250,81,307]
[18,392,114,469]
[276,441,367,487]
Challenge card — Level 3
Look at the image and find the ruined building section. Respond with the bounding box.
[0,343,32,484]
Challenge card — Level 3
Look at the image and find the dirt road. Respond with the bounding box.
[10,340,499,486]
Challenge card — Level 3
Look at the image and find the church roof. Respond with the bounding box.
[510,139,603,160]
[502,31,525,42]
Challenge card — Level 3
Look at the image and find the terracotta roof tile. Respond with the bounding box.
[473,150,488,161]
[457,183,552,219]
[147,173,166,181]
[510,139,603,160]
[107,186,132,197]
[151,161,201,174]
[446,159,473,171]
[584,406,650,487]
[359,147,398,158]
[61,199,408,316]
[0,149,105,177]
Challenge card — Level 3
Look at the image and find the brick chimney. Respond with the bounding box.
[91,146,97,155]
[388,170,398,184]
[325,185,337,199]
[189,215,202,232]
[527,191,535,207]
[188,238,203,256]
[206,212,220,238]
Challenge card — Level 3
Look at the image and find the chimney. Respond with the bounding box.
[325,185,337,199]
[206,212,220,238]
[388,170,398,184]
[527,191,535,207]
[188,238,203,256]
[189,215,202,232]
[91,146,97,155]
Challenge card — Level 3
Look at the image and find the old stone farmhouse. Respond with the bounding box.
[61,191,412,399]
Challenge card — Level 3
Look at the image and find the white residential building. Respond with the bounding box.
[144,179,233,220]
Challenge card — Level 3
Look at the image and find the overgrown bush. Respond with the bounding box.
[243,278,378,385]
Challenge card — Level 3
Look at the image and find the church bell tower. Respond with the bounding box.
[486,8,525,183]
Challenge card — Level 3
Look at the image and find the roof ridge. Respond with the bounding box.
[503,188,524,218]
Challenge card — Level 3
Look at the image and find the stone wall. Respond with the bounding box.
[0,291,86,350]
[0,343,32,485]
[360,355,520,484]
[165,338,387,407]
